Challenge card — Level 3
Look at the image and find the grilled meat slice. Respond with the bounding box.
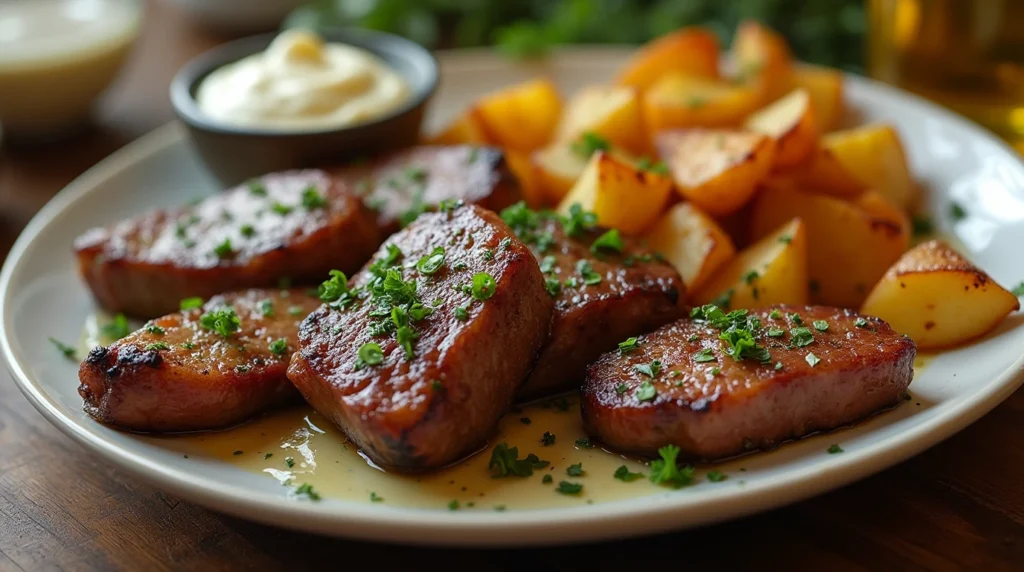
[74,169,380,319]
[78,289,321,432]
[582,305,916,459]
[287,204,552,471]
[501,203,686,400]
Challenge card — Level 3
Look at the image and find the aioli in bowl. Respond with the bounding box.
[195,29,412,132]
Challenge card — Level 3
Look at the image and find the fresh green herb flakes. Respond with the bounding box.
[49,338,77,359]
[471,272,497,300]
[180,297,204,310]
[198,307,241,338]
[488,443,549,478]
[614,465,645,482]
[591,229,624,254]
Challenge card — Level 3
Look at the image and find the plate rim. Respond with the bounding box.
[3,47,1024,547]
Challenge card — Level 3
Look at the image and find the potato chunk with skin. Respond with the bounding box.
[557,151,671,235]
[744,89,818,168]
[861,240,1020,349]
[731,20,794,104]
[791,65,845,132]
[645,203,736,293]
[751,185,910,308]
[504,150,546,208]
[643,73,764,132]
[774,145,865,198]
[533,141,592,204]
[818,124,916,210]
[692,217,808,308]
[616,27,720,91]
[554,85,648,155]
[656,129,775,216]
[425,110,490,146]
[475,78,562,152]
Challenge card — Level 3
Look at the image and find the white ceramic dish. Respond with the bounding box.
[3,48,1024,547]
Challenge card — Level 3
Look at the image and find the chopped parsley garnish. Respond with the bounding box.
[767,328,785,337]
[370,492,384,502]
[395,323,419,360]
[575,437,593,449]
[854,317,869,328]
[198,307,241,338]
[300,186,328,209]
[742,270,760,284]
[179,297,203,311]
[438,198,463,213]
[271,202,293,215]
[101,313,130,340]
[711,289,733,310]
[617,336,639,354]
[949,201,967,221]
[634,359,662,378]
[615,383,628,395]
[562,203,598,238]
[235,364,250,373]
[317,269,352,305]
[269,338,288,356]
[481,248,494,260]
[258,299,274,317]
[708,367,720,376]
[769,309,782,320]
[649,445,694,489]
[805,352,821,367]
[720,327,771,363]
[542,474,554,484]
[212,238,235,258]
[911,215,934,236]
[284,457,295,468]
[181,341,195,350]
[454,305,469,321]
[812,320,829,332]
[575,259,602,285]
[471,272,496,300]
[614,465,645,482]
[555,481,583,495]
[247,179,267,196]
[539,255,556,274]
[541,432,556,446]
[570,132,610,158]
[447,499,460,511]
[777,235,793,244]
[264,452,273,459]
[144,342,170,351]
[706,470,727,482]
[566,463,583,477]
[145,324,165,335]
[487,443,549,478]
[294,483,321,501]
[827,444,843,454]
[788,312,804,326]
[239,224,255,238]
[693,348,716,363]
[636,157,669,176]
[544,278,562,297]
[591,229,623,254]
[49,337,76,359]
[1010,282,1024,297]
[774,361,783,371]
[636,381,657,401]
[690,304,772,364]
[790,327,815,347]
[416,247,446,275]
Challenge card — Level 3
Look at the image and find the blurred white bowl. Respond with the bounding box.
[164,0,308,32]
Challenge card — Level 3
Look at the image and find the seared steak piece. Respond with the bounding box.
[500,202,686,400]
[74,169,380,319]
[334,145,521,235]
[78,289,321,432]
[287,204,552,471]
[582,305,916,459]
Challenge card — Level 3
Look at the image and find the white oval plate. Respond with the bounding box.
[3,48,1024,547]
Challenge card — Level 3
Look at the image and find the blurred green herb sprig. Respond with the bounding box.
[283,0,865,72]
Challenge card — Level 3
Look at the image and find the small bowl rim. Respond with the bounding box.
[169,26,439,138]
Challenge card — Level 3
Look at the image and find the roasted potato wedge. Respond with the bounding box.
[616,27,720,91]
[731,20,794,104]
[861,240,1020,349]
[791,65,845,132]
[744,88,818,168]
[751,185,910,308]
[774,145,865,198]
[692,217,808,308]
[475,78,562,152]
[554,85,648,155]
[426,109,490,145]
[645,202,736,293]
[533,142,589,204]
[504,150,546,208]
[643,73,764,133]
[656,128,775,216]
[818,124,916,210]
[557,151,672,235]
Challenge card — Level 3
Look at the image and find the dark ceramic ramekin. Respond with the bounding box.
[170,27,439,186]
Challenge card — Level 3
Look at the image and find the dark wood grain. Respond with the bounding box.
[1,3,1022,570]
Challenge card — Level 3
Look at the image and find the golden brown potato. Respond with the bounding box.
[730,20,794,104]
[642,73,764,133]
[774,145,865,198]
[425,109,490,145]
[692,217,808,309]
[656,128,775,216]
[554,85,648,155]
[861,240,1020,349]
[557,151,672,235]
[644,202,736,293]
[475,78,562,152]
[533,142,588,204]
[791,65,845,132]
[504,150,547,208]
[751,184,910,308]
[616,27,720,91]
[744,88,818,168]
[818,124,916,210]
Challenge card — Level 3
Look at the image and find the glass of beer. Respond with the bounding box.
[867,0,1024,153]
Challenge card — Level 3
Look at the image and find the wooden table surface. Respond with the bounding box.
[2,3,1022,570]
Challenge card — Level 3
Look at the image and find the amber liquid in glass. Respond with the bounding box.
[868,0,1024,152]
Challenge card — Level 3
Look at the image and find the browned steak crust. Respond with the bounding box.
[74,170,380,319]
[287,204,553,471]
[499,204,686,400]
[78,289,321,432]
[582,305,916,459]
[333,145,521,235]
